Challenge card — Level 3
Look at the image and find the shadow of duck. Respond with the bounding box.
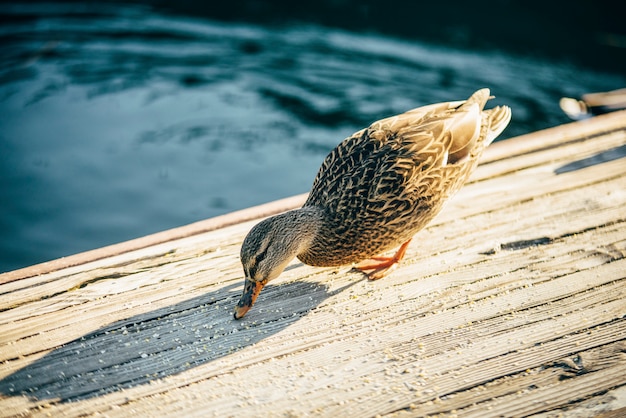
[0,277,357,402]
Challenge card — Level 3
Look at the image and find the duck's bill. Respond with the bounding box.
[233,279,266,319]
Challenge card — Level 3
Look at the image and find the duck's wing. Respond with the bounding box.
[305,110,460,214]
[305,89,510,221]
[305,101,460,207]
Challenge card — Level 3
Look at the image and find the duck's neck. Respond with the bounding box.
[276,206,324,256]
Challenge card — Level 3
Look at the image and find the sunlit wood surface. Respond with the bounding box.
[1,111,625,417]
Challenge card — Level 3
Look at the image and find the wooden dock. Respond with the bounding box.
[1,111,625,417]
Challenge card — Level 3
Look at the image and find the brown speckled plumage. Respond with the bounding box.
[234,88,511,319]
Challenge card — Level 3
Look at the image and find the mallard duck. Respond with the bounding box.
[234,88,511,319]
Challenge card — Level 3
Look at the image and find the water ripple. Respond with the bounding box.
[0,3,624,272]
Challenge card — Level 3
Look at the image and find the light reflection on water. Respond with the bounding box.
[1,4,624,272]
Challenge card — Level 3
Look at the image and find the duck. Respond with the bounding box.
[234,88,511,319]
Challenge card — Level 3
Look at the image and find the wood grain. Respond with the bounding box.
[1,110,625,417]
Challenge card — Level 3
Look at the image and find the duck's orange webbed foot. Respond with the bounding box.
[354,239,412,280]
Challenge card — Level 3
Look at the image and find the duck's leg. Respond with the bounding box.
[354,238,412,280]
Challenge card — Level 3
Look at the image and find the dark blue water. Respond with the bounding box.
[1,3,625,273]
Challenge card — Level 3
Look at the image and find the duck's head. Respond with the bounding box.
[233,209,320,319]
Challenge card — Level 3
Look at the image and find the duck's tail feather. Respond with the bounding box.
[484,105,512,145]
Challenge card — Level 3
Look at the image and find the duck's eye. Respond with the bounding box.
[247,263,258,280]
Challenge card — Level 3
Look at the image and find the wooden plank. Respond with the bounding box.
[0,110,625,417]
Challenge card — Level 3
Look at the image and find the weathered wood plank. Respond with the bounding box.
[0,110,625,417]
